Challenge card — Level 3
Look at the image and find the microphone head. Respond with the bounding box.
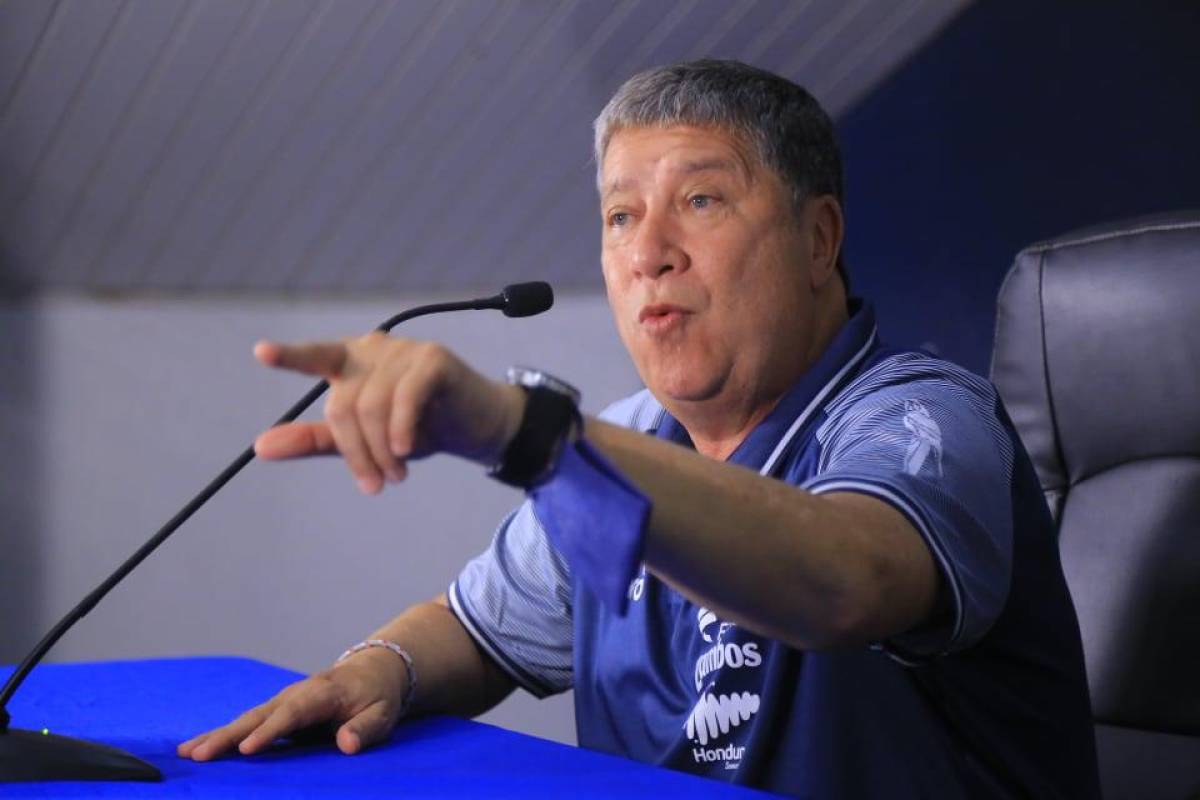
[500,281,554,318]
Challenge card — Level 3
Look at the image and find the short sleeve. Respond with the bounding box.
[447,388,659,695]
[804,361,1015,660]
[448,501,574,697]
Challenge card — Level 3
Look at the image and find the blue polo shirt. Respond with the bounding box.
[449,302,1099,798]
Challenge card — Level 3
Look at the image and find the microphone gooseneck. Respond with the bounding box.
[0,284,554,783]
[372,282,551,330]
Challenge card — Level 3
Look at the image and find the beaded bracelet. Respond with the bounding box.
[336,639,417,718]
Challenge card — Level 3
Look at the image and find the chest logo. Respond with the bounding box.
[684,607,763,761]
[694,639,762,691]
[685,691,760,748]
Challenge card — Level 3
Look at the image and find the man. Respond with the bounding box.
[179,61,1099,798]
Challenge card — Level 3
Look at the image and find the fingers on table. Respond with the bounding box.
[237,695,332,756]
[335,700,395,755]
[178,703,271,761]
[179,682,340,761]
[176,732,208,757]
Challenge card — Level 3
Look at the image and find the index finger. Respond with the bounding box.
[255,340,348,378]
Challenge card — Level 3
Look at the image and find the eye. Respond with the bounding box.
[689,195,714,210]
[608,211,630,228]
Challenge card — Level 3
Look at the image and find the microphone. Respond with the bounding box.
[0,283,554,783]
[499,281,553,318]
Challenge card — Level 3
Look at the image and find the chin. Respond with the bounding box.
[646,366,724,406]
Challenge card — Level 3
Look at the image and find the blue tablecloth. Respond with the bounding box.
[0,657,773,797]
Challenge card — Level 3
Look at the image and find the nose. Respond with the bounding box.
[630,209,687,280]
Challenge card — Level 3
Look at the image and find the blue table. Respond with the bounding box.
[0,657,774,797]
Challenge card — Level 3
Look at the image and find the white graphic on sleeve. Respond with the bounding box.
[902,399,944,476]
[685,692,761,746]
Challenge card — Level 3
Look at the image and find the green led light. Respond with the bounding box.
[41,728,49,736]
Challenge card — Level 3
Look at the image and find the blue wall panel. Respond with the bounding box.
[837,3,1200,374]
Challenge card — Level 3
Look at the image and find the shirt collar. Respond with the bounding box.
[654,299,878,475]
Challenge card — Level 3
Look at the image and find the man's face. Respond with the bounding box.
[600,125,821,411]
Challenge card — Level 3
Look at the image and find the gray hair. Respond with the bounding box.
[593,59,848,288]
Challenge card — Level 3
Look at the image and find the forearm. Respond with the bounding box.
[361,594,515,719]
[586,419,938,650]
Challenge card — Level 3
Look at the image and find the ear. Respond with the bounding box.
[807,196,844,291]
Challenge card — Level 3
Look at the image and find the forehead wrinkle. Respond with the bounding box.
[599,127,762,201]
[596,123,766,195]
[602,157,750,202]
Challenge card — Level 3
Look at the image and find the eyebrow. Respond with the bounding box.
[601,176,636,197]
[601,157,745,198]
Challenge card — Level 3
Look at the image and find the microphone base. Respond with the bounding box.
[0,727,162,782]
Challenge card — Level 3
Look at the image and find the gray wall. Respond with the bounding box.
[0,290,640,745]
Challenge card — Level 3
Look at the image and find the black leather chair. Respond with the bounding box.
[990,210,1200,800]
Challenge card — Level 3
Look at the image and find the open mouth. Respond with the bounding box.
[638,304,689,334]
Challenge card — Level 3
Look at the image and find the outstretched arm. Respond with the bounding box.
[250,333,940,653]
[588,419,940,650]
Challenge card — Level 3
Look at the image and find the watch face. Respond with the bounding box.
[506,367,582,404]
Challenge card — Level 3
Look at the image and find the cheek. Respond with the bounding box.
[602,269,637,348]
[601,253,639,314]
[739,234,809,309]
[600,248,623,292]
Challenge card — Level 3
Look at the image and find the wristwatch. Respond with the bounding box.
[489,367,582,489]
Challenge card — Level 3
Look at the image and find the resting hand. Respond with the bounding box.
[253,334,525,494]
[177,648,408,760]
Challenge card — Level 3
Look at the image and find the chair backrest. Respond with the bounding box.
[990,210,1200,798]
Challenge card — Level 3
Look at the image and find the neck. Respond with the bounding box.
[675,289,849,461]
[678,393,781,462]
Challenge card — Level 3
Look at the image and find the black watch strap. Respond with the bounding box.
[489,385,581,489]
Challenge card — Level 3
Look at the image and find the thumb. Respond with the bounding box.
[335,702,395,755]
[255,421,338,460]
